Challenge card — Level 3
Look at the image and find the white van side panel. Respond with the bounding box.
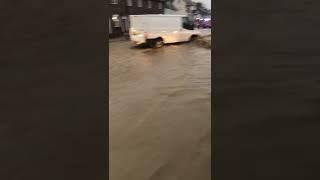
[150,17,182,43]
[129,15,199,44]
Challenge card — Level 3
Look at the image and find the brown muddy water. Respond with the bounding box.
[109,41,211,180]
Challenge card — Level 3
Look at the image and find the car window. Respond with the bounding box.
[182,17,188,24]
[182,17,194,30]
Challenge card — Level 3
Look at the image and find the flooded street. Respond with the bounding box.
[109,41,211,180]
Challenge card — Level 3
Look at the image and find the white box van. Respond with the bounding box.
[129,14,201,48]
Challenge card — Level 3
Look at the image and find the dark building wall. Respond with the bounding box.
[107,0,126,16]
[106,0,127,37]
[127,0,164,15]
[107,0,164,38]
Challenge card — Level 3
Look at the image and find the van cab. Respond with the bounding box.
[129,15,201,48]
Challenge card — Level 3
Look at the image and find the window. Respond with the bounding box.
[158,2,163,9]
[182,17,194,30]
[110,0,118,4]
[182,17,188,24]
[137,0,143,7]
[148,0,152,8]
[112,14,120,27]
[127,0,132,6]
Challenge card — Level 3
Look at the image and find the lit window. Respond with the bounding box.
[158,2,163,9]
[112,14,120,27]
[110,0,118,4]
[127,0,132,6]
[148,0,152,8]
[137,0,143,7]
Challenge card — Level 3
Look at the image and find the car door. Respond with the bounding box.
[180,17,194,42]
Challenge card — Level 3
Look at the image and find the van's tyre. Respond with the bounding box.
[190,35,199,42]
[152,38,164,48]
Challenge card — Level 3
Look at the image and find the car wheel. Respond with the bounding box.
[190,35,199,42]
[153,38,164,48]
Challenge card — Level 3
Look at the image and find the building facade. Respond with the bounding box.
[106,0,165,38]
[164,0,188,15]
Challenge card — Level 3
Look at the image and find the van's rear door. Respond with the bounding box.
[129,16,146,36]
[129,16,147,44]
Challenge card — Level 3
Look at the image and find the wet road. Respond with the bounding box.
[109,41,211,180]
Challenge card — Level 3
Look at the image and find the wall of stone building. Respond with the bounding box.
[164,0,188,15]
[127,0,164,15]
[108,0,165,38]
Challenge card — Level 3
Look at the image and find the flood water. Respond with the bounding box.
[109,41,211,180]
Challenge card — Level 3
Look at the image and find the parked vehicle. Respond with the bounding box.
[195,18,211,29]
[129,14,201,48]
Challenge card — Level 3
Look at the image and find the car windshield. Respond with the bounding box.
[182,17,192,24]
